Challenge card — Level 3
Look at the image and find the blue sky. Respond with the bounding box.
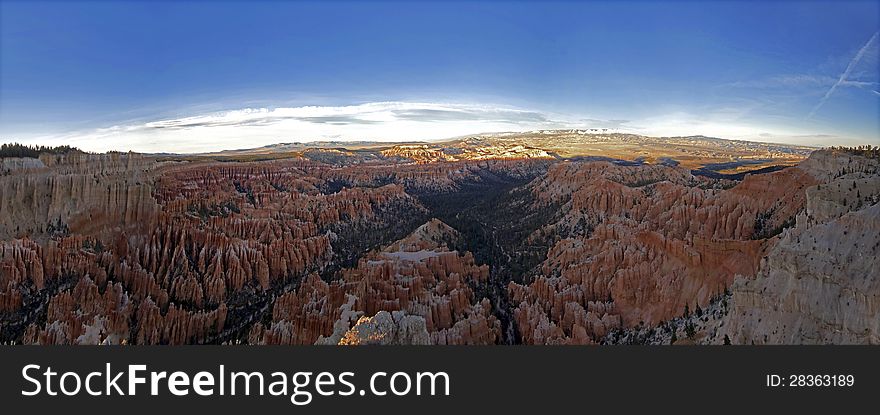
[1,1,878,152]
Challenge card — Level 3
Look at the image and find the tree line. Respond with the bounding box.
[0,142,82,158]
[828,145,880,160]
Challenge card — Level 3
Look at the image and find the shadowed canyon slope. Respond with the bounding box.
[1,132,876,345]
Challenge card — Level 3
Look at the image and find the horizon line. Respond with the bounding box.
[1,128,836,157]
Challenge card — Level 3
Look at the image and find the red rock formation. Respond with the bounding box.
[0,153,160,241]
[254,220,501,345]
[2,154,430,344]
[721,150,880,344]
[254,274,346,345]
[24,276,132,345]
[511,160,819,344]
[2,144,847,346]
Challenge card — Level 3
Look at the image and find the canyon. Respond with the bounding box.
[0,132,876,345]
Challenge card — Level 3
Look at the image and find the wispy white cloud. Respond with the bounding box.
[21,102,591,153]
[726,74,836,89]
[11,101,873,153]
[725,73,877,91]
[135,102,555,131]
[809,32,879,118]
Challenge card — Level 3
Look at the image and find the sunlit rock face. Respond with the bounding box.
[335,311,432,346]
[0,139,874,345]
[380,143,552,164]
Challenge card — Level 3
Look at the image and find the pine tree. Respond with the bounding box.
[685,322,696,339]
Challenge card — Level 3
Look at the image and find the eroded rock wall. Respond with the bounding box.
[510,159,818,344]
[722,151,880,344]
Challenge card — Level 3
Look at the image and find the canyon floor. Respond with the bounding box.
[1,131,877,345]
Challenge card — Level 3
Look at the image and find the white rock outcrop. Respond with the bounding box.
[722,151,880,344]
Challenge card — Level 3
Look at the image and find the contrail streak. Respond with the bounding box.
[808,32,879,118]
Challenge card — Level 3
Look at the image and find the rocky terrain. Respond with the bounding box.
[604,148,880,345]
[719,150,880,344]
[0,133,876,345]
[198,130,813,170]
[247,219,501,345]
